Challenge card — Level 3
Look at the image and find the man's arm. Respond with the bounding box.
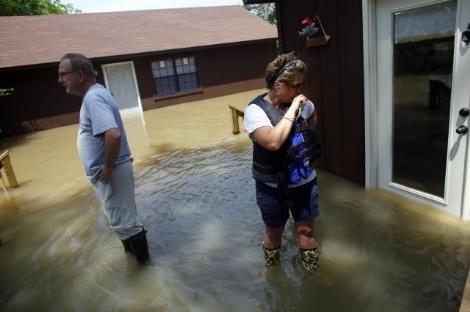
[98,128,121,182]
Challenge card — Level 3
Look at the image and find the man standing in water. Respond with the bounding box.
[58,53,150,264]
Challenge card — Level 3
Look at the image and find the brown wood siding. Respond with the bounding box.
[135,42,276,110]
[276,0,365,185]
[0,41,276,138]
[0,68,81,137]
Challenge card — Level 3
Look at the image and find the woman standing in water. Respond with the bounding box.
[243,52,320,271]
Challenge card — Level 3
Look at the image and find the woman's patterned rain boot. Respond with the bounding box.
[300,247,320,272]
[263,243,281,267]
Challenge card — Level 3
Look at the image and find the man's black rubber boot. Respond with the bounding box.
[121,238,133,254]
[129,229,150,264]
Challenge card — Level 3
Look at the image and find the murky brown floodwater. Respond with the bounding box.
[1,89,469,311]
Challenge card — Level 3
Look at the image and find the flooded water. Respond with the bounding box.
[1,89,469,311]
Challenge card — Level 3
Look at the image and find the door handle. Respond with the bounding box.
[459,108,470,117]
[456,125,468,135]
[463,23,470,45]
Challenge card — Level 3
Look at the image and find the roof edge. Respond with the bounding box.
[0,37,278,71]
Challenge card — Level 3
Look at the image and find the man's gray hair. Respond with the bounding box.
[60,53,96,78]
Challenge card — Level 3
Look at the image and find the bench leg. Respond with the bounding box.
[0,171,5,189]
[230,108,240,134]
[1,155,18,188]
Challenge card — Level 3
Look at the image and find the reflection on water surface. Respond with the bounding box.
[0,89,469,311]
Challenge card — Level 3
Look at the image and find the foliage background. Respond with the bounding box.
[0,0,80,16]
[244,3,276,25]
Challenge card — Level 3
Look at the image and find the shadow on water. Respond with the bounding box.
[0,89,469,311]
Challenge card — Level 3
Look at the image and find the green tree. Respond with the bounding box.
[0,0,80,16]
[244,3,276,26]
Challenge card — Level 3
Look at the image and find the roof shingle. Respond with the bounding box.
[0,5,277,69]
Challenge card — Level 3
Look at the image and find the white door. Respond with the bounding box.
[376,0,470,218]
[102,62,142,115]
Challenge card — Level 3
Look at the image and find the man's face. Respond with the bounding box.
[58,59,80,95]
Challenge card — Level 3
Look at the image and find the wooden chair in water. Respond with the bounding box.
[0,149,19,189]
[229,105,245,134]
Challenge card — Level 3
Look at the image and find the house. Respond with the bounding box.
[0,6,277,137]
[244,0,470,220]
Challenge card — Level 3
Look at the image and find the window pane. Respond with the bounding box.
[152,56,198,95]
[175,56,196,74]
[152,59,174,78]
[177,73,198,92]
[155,77,177,96]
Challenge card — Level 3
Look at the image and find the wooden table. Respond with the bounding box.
[0,149,18,188]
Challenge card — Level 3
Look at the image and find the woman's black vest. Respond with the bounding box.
[249,94,293,183]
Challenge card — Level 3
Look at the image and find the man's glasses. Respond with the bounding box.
[58,70,77,78]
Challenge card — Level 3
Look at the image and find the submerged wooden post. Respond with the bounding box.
[229,105,245,134]
[0,150,19,188]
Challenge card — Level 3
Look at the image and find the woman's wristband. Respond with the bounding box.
[282,116,295,122]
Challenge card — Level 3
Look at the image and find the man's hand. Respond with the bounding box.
[98,165,113,182]
[99,128,121,183]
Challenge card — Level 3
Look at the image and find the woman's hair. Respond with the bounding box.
[60,53,96,79]
[265,52,307,89]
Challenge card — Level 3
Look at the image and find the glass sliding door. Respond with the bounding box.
[376,0,470,217]
[391,1,456,197]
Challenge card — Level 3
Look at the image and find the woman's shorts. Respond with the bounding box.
[255,178,319,228]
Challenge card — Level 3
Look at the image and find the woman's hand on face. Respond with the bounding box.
[292,94,307,112]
